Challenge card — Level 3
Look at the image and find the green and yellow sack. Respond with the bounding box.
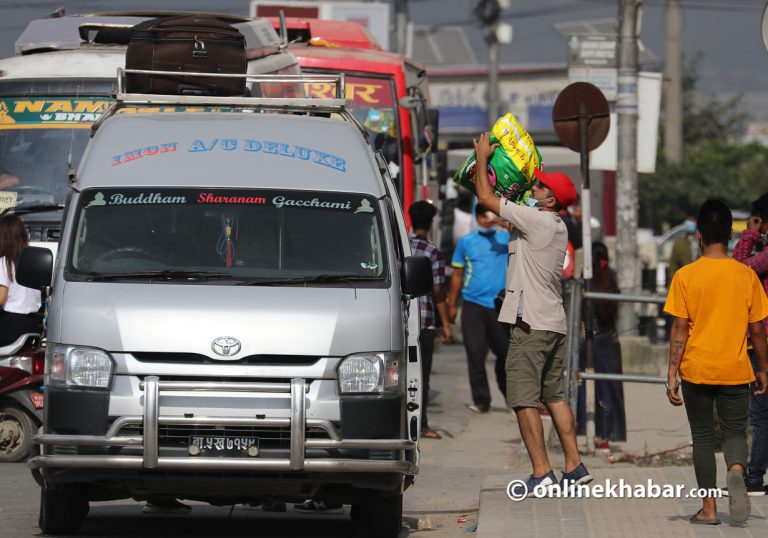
[453,113,542,203]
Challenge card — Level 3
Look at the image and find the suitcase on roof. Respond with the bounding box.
[125,15,247,96]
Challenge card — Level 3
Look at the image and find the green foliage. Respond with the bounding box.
[638,54,768,232]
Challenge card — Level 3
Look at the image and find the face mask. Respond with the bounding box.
[683,220,696,234]
[525,197,540,208]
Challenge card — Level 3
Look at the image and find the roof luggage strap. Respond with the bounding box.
[91,68,366,140]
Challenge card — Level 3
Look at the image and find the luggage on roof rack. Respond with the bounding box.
[125,15,247,96]
[93,68,368,141]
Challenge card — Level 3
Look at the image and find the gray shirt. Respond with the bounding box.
[498,199,567,334]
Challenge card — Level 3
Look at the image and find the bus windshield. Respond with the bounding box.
[0,96,111,218]
[305,75,401,179]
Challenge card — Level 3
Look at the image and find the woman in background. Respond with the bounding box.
[577,241,627,448]
[0,214,41,346]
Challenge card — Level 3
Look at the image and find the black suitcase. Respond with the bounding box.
[125,15,247,96]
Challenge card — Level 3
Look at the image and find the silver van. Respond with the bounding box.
[19,72,432,537]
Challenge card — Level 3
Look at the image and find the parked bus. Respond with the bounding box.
[0,12,302,256]
[267,18,437,224]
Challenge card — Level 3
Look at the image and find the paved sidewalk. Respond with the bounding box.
[407,339,767,537]
[478,464,768,537]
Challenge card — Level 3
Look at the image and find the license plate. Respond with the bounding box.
[189,435,259,457]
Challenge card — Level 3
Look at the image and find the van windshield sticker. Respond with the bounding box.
[354,200,375,214]
[187,138,347,173]
[0,191,18,211]
[272,195,352,211]
[82,189,373,214]
[86,192,188,206]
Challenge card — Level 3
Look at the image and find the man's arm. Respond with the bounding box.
[666,316,688,406]
[734,228,768,277]
[435,291,453,343]
[748,321,768,396]
[0,285,7,307]
[472,133,501,216]
[447,266,463,324]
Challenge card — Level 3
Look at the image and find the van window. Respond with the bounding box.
[68,188,387,284]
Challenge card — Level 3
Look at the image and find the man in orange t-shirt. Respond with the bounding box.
[664,199,768,526]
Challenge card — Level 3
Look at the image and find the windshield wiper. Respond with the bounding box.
[238,274,382,286]
[1,203,65,217]
[84,270,231,282]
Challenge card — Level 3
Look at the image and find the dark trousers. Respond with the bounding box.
[461,300,508,410]
[0,311,40,346]
[419,328,435,430]
[682,380,750,490]
[747,350,768,485]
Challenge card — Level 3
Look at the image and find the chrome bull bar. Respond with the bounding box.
[29,377,418,474]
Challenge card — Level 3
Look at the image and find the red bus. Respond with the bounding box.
[268,18,435,225]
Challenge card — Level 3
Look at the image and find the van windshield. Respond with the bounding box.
[68,188,387,284]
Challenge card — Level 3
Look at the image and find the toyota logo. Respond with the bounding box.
[211,336,241,357]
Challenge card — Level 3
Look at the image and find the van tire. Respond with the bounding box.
[39,485,89,535]
[351,490,403,538]
[0,404,35,462]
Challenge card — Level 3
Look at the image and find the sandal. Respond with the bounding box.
[421,428,442,439]
[689,508,721,525]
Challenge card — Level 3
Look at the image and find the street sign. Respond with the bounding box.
[552,82,610,153]
[567,34,617,68]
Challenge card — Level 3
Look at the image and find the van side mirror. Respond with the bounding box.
[16,246,53,289]
[402,256,432,297]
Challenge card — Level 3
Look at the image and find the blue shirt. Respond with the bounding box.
[451,228,509,309]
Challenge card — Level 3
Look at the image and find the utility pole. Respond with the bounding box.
[664,0,683,163]
[394,0,408,55]
[616,0,641,336]
[475,0,502,127]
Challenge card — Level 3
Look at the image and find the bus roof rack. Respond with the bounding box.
[93,69,367,140]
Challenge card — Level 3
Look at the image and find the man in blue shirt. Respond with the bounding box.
[448,203,510,413]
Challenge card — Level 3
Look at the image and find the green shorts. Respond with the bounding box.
[505,326,566,409]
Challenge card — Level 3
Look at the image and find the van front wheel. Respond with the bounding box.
[351,489,403,538]
[39,485,89,535]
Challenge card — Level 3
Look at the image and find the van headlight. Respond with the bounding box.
[337,352,404,394]
[46,345,114,389]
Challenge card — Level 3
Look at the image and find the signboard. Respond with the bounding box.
[0,98,110,128]
[251,1,390,50]
[304,76,394,106]
[567,34,617,68]
[568,67,617,101]
[590,72,663,174]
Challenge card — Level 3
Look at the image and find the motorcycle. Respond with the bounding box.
[0,333,44,462]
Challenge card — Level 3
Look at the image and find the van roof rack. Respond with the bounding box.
[93,69,367,140]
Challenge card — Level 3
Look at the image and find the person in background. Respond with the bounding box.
[471,132,591,495]
[665,199,768,525]
[0,214,41,346]
[576,242,627,449]
[409,200,453,439]
[733,192,768,496]
[668,209,700,282]
[447,203,509,413]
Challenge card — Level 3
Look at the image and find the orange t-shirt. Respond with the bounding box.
[664,256,768,385]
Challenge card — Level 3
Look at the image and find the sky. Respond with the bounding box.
[1,0,767,98]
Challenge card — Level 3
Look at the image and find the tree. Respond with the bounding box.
[638,54,768,232]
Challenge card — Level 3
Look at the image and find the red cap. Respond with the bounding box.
[533,169,578,209]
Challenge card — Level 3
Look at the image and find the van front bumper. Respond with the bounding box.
[29,377,417,475]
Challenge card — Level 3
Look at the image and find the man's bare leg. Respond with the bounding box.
[544,400,582,473]
[514,406,552,476]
